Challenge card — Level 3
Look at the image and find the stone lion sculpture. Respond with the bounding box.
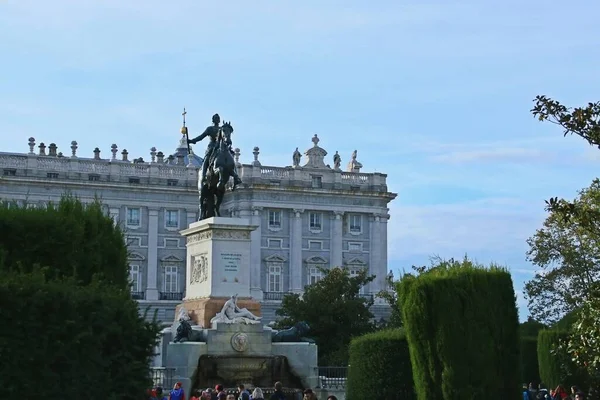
[173,318,206,343]
[271,321,315,343]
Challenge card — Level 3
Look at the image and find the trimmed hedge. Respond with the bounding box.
[520,335,540,385]
[0,271,160,400]
[346,329,414,400]
[537,329,587,389]
[0,196,129,289]
[399,261,520,400]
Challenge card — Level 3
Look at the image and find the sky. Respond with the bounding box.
[1,0,600,321]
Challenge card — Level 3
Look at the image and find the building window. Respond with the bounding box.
[268,210,282,229]
[88,174,100,181]
[163,265,178,293]
[3,169,16,176]
[167,179,178,186]
[267,263,283,292]
[126,207,141,227]
[47,172,59,179]
[311,175,322,188]
[130,264,141,292]
[308,266,323,285]
[129,177,140,184]
[309,212,322,232]
[165,238,179,248]
[126,236,141,247]
[165,210,179,228]
[308,241,323,250]
[268,239,282,248]
[348,214,362,234]
[348,242,363,252]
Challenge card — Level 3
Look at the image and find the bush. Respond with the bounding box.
[0,271,160,400]
[537,329,587,389]
[346,329,414,400]
[0,196,129,289]
[520,336,540,384]
[399,259,520,400]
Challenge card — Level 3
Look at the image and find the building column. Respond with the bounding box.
[249,206,263,300]
[369,213,382,294]
[379,214,389,293]
[331,211,344,268]
[146,208,159,301]
[109,207,120,224]
[290,209,304,293]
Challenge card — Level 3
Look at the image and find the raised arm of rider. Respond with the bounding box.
[189,127,210,145]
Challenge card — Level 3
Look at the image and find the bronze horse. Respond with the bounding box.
[199,122,236,220]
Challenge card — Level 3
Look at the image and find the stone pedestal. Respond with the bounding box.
[178,217,261,327]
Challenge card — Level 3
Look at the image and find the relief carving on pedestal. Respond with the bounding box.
[187,231,212,244]
[190,253,209,284]
[213,230,250,240]
[230,332,249,352]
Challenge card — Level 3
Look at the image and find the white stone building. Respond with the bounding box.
[0,126,396,325]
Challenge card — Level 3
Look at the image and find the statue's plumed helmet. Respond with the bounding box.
[212,114,220,123]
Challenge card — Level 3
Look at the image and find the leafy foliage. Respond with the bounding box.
[519,319,546,385]
[520,336,540,385]
[275,266,375,365]
[346,329,414,400]
[525,179,600,324]
[520,318,547,337]
[399,257,520,400]
[529,96,600,385]
[558,296,600,382]
[0,196,130,289]
[0,270,160,400]
[537,329,586,389]
[532,95,600,149]
[375,273,403,328]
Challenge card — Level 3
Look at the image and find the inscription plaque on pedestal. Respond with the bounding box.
[221,252,241,283]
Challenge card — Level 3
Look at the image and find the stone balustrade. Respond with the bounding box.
[236,164,388,192]
[0,152,198,188]
[1,151,387,192]
[2,131,389,193]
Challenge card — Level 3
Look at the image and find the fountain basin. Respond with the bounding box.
[165,323,318,395]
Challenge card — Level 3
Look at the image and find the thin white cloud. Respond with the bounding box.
[430,147,551,164]
[387,197,543,260]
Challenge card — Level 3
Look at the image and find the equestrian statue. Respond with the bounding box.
[187,113,242,220]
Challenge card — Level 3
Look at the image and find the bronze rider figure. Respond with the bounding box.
[188,113,242,188]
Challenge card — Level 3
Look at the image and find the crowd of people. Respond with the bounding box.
[148,381,339,400]
[523,383,588,400]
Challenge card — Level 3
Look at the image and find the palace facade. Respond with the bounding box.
[0,126,396,325]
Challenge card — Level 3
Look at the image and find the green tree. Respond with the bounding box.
[0,195,130,289]
[520,317,547,337]
[529,96,600,383]
[376,257,460,329]
[346,329,414,400]
[525,179,600,323]
[519,318,547,384]
[375,272,402,328]
[399,257,519,400]
[0,270,160,400]
[276,266,375,365]
[561,297,600,383]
